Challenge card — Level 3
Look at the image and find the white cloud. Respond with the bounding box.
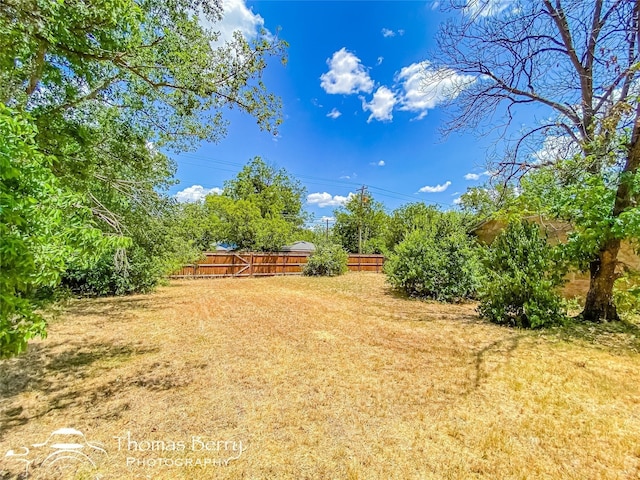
[464,171,489,180]
[377,160,385,166]
[533,135,580,164]
[320,48,374,95]
[382,28,404,37]
[175,185,222,203]
[200,0,265,45]
[326,108,342,119]
[307,192,354,208]
[453,196,463,205]
[464,0,513,18]
[397,61,475,120]
[320,216,335,223]
[317,56,474,124]
[419,181,452,193]
[362,86,396,123]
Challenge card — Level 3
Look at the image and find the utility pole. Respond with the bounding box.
[356,185,368,254]
[325,217,329,240]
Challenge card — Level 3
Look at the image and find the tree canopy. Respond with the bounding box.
[437,0,640,321]
[0,104,110,356]
[1,0,286,356]
[333,191,388,254]
[204,157,308,251]
[1,0,285,145]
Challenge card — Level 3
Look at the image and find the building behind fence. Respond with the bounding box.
[171,252,384,278]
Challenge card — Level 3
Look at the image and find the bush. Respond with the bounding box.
[477,220,566,328]
[62,203,202,297]
[62,245,168,296]
[303,243,348,277]
[384,215,480,302]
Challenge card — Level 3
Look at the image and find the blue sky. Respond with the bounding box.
[171,0,507,225]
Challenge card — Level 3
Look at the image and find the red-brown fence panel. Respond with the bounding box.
[170,252,384,278]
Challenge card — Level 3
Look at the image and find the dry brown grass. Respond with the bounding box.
[1,273,640,479]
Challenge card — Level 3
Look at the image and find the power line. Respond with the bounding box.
[172,152,455,209]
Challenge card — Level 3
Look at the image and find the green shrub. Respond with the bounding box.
[61,203,202,297]
[477,220,566,328]
[303,243,348,277]
[384,217,480,302]
[62,245,172,296]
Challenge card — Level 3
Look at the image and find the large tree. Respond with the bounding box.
[385,202,442,252]
[435,0,640,321]
[333,191,388,254]
[205,157,308,251]
[223,156,307,228]
[1,0,286,221]
[1,0,285,144]
[1,0,286,355]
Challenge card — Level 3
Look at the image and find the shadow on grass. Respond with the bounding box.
[60,294,175,319]
[466,317,640,394]
[0,470,28,480]
[470,334,532,391]
[383,285,414,301]
[0,342,151,397]
[543,317,640,354]
[384,284,640,354]
[382,285,480,309]
[0,341,158,441]
[467,318,640,394]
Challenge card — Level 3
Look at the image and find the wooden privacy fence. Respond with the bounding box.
[171,252,384,278]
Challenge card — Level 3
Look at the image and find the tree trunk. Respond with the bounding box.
[582,238,621,321]
[581,102,640,322]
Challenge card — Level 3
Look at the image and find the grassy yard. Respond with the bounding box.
[1,273,640,479]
